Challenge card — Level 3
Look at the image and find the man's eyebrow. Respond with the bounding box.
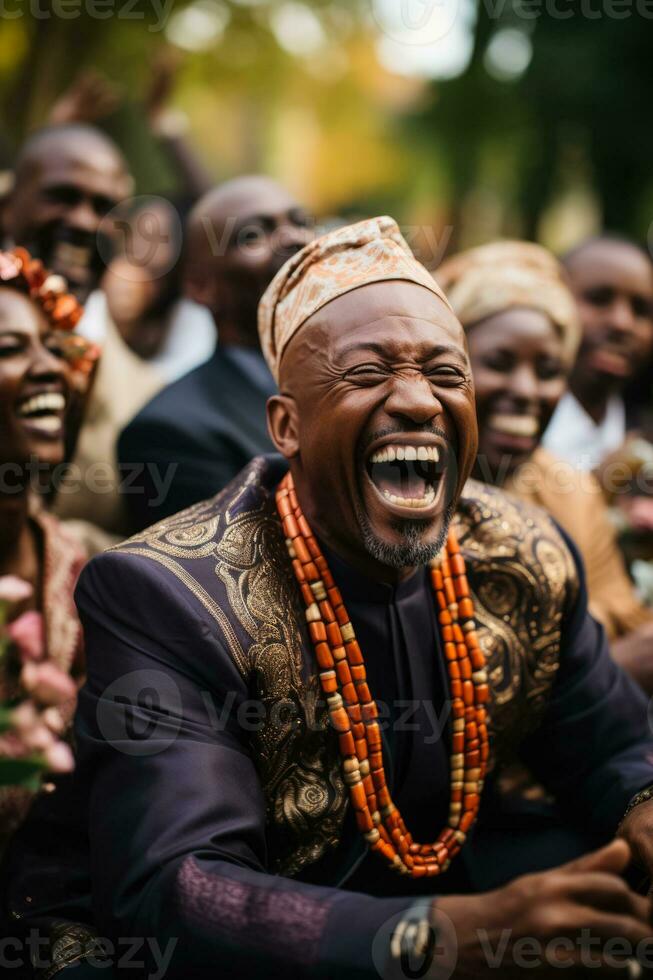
[336,341,465,359]
[232,213,272,230]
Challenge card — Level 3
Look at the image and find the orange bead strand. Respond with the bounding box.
[276,472,489,877]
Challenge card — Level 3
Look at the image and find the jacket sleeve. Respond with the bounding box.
[519,534,653,832]
[75,550,413,980]
[117,416,246,529]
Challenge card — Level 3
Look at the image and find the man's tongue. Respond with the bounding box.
[370,460,430,500]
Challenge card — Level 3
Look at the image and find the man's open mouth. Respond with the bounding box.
[589,347,632,378]
[52,241,93,282]
[365,442,445,511]
[488,413,539,439]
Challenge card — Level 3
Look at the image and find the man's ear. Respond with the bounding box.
[267,395,299,459]
[2,193,16,240]
[183,269,219,309]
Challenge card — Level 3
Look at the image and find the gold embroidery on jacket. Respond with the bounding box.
[456,480,578,761]
[115,463,347,875]
[112,464,578,876]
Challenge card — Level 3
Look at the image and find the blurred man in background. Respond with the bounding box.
[102,195,215,382]
[544,235,653,470]
[3,124,130,304]
[118,174,312,529]
[3,124,163,546]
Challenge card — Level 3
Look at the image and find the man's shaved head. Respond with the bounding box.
[13,124,129,184]
[5,124,132,301]
[562,234,651,274]
[183,175,310,346]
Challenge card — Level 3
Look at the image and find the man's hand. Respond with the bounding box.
[620,799,653,886]
[48,70,121,126]
[434,840,652,977]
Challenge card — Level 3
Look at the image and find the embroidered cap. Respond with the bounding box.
[257,215,451,383]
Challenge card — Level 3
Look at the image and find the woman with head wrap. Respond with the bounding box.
[0,247,98,854]
[437,240,653,690]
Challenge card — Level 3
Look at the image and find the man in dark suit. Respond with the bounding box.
[118,175,312,530]
[4,218,653,979]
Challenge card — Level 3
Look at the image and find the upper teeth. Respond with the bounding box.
[55,242,91,265]
[488,414,538,438]
[17,393,66,417]
[369,445,440,464]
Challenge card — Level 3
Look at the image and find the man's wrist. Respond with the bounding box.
[622,784,653,823]
[385,899,437,980]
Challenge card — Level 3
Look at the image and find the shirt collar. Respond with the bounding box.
[321,541,429,605]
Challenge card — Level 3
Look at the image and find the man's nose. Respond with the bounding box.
[28,343,66,383]
[509,363,539,405]
[385,373,443,425]
[608,296,637,336]
[276,222,313,256]
[65,198,100,235]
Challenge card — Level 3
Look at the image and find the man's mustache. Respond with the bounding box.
[29,221,112,280]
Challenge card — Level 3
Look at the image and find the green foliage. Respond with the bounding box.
[0,1,649,244]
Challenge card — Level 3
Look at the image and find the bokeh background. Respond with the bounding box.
[1,0,651,261]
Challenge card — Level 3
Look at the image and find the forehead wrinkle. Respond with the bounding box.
[335,339,467,363]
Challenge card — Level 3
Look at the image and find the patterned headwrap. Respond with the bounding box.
[435,240,580,366]
[0,247,99,377]
[258,215,451,383]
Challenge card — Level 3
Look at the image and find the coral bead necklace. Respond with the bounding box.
[276,471,490,878]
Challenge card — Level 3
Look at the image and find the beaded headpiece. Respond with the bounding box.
[0,247,99,377]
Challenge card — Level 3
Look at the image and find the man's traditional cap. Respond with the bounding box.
[258,215,451,383]
[436,240,581,366]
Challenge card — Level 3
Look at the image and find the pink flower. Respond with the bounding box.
[44,741,74,774]
[8,611,44,663]
[20,661,76,706]
[0,253,21,282]
[0,576,33,605]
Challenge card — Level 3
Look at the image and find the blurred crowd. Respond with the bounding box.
[0,63,652,868]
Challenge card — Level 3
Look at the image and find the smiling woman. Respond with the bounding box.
[0,249,94,854]
[437,240,653,676]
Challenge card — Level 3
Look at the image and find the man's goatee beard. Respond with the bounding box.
[356,503,455,569]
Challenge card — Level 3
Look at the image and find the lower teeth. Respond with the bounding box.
[382,488,435,509]
[22,415,60,433]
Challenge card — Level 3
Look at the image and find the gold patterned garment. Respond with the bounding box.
[0,500,85,851]
[504,447,652,640]
[112,456,577,877]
